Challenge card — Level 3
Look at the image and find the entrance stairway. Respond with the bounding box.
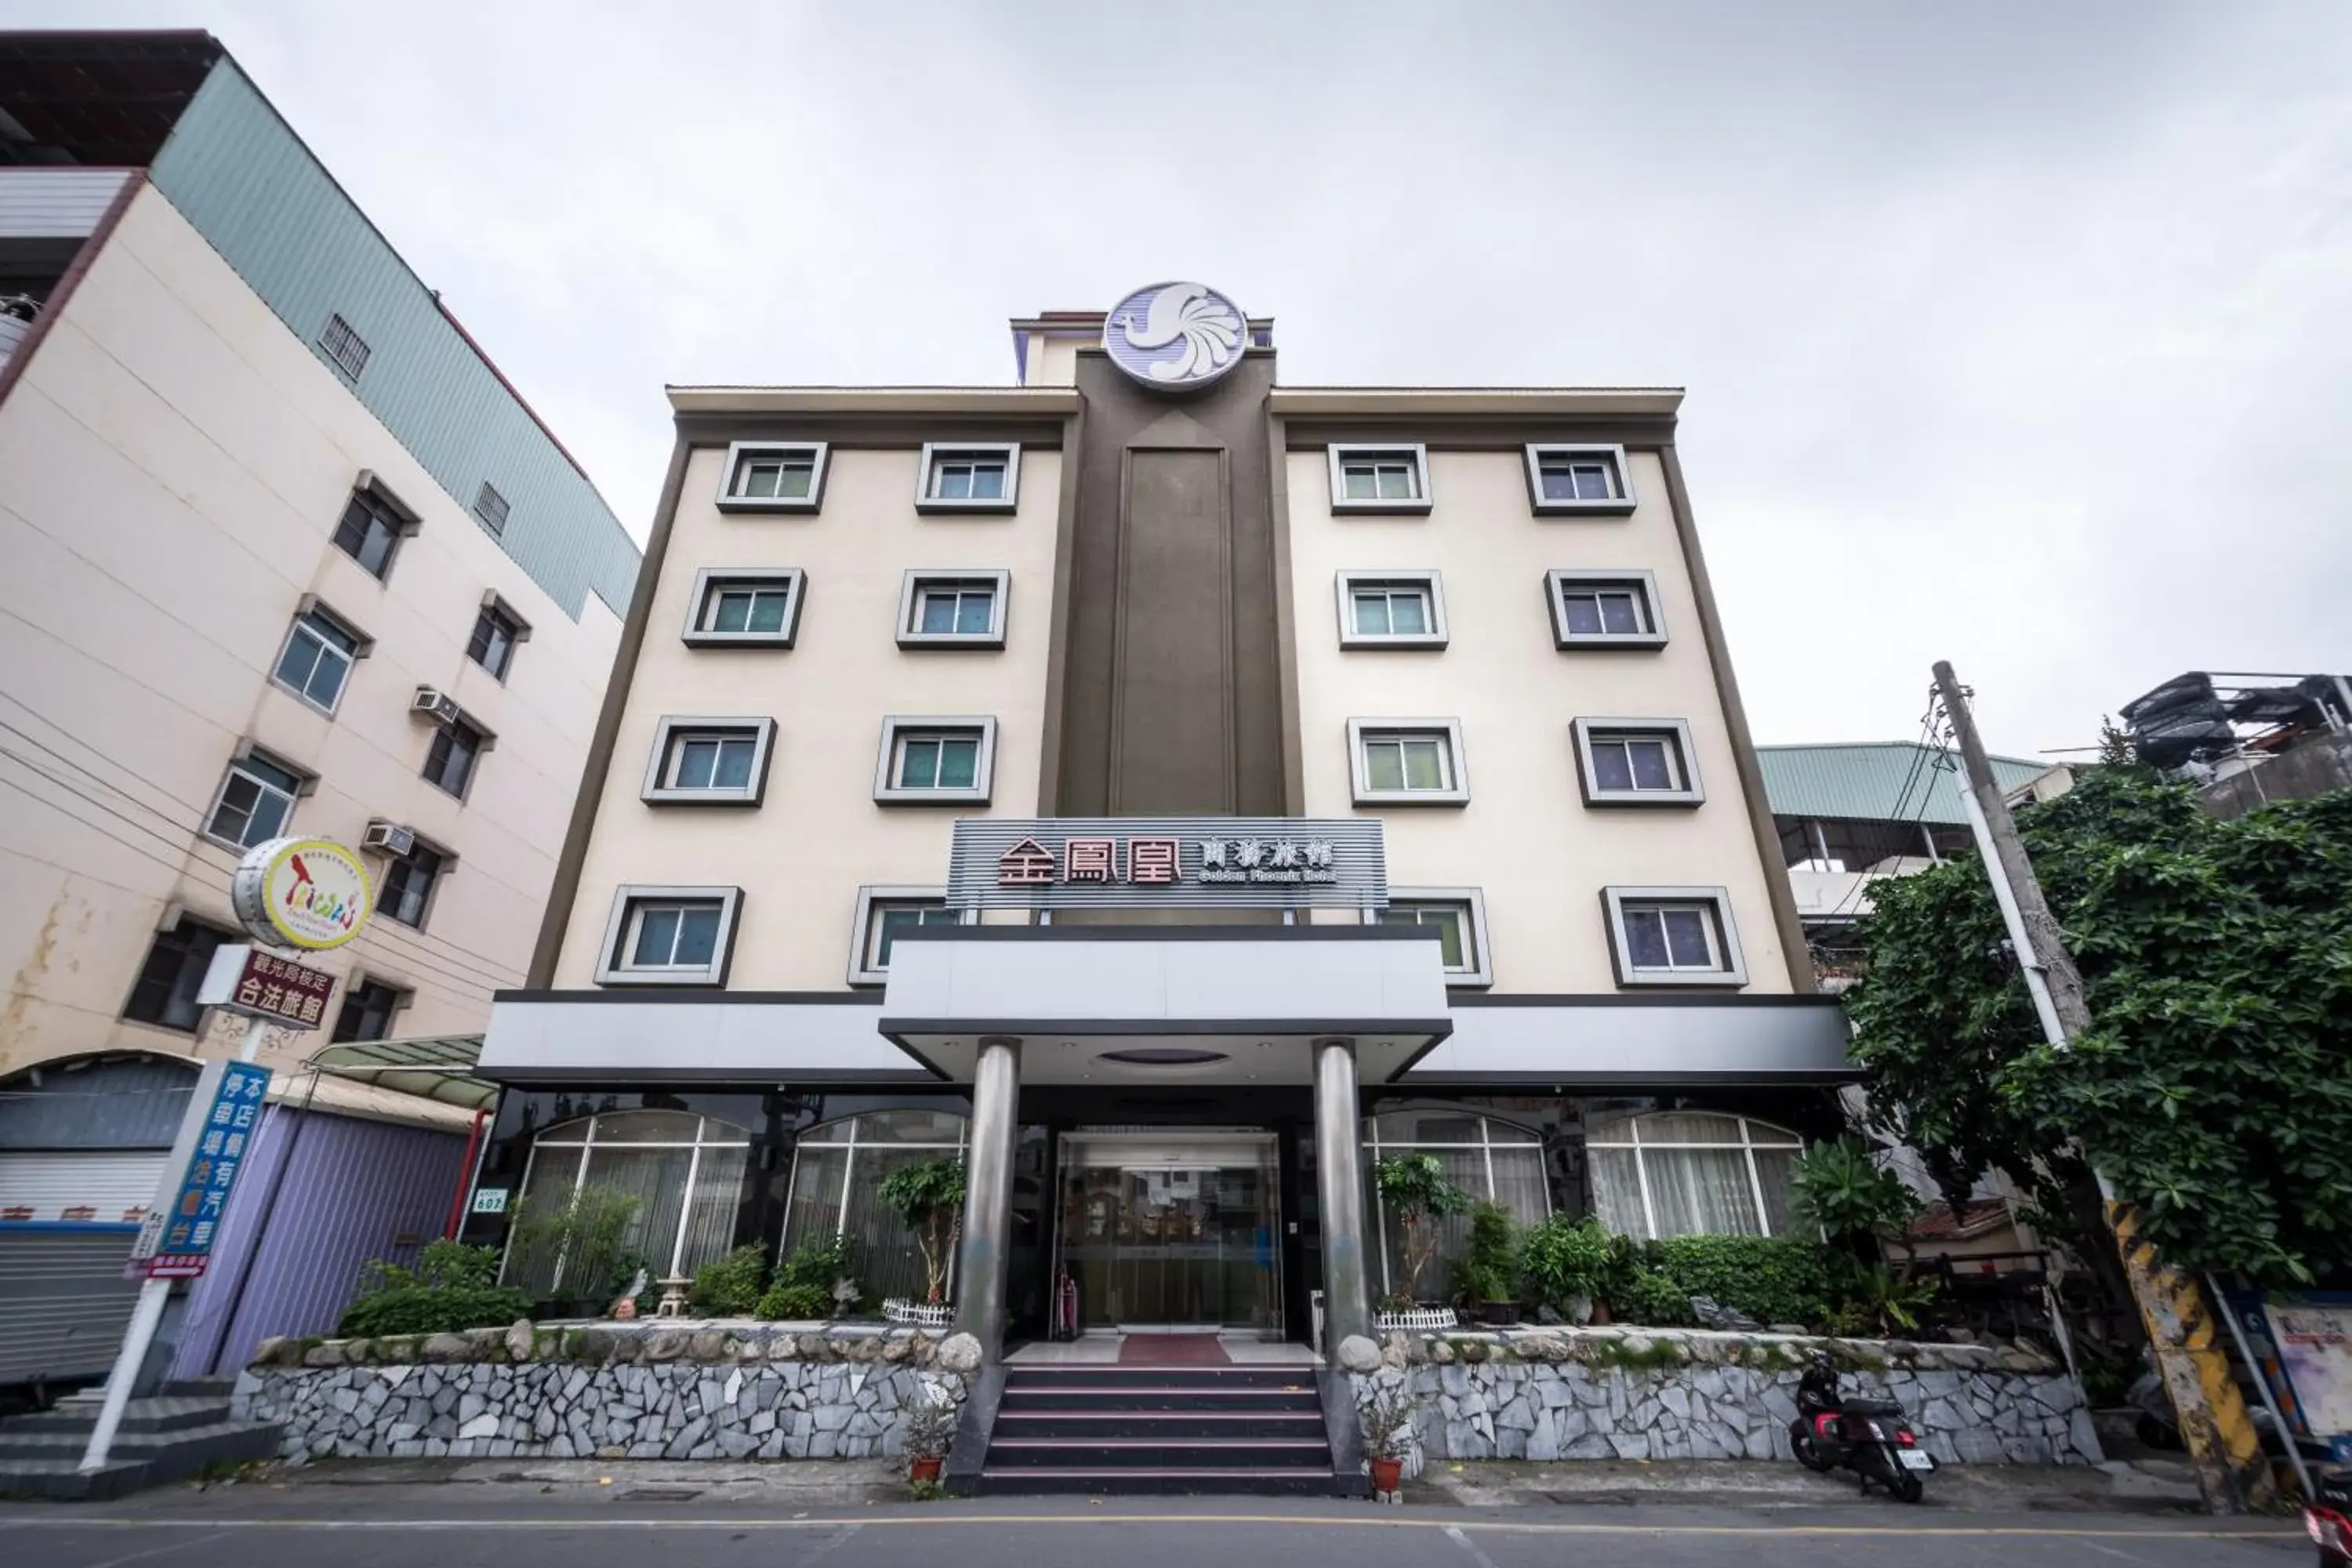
[981,1364,1338,1494]
[0,1378,283,1500]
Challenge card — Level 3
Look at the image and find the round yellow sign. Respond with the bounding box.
[230,837,374,951]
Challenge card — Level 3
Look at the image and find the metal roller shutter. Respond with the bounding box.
[0,1150,162,1387]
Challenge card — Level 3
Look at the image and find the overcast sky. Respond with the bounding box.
[27,2,2352,758]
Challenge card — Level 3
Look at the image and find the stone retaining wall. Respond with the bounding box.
[232,1322,975,1463]
[1341,1327,2097,1479]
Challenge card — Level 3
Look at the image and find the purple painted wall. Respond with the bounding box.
[171,1103,469,1378]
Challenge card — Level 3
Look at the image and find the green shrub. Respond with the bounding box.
[1453,1200,1522,1306]
[337,1241,531,1337]
[775,1232,860,1293]
[1520,1214,1617,1312]
[756,1281,835,1320]
[1648,1235,1833,1328]
[1610,1267,1695,1327]
[690,1243,770,1316]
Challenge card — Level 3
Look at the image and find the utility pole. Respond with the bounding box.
[1932,661,2273,1515]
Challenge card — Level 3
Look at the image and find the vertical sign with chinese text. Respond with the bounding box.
[129,1058,272,1278]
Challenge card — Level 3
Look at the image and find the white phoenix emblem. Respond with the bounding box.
[1118,283,1243,383]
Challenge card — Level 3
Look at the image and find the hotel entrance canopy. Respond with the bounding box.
[875,925,1451,1084]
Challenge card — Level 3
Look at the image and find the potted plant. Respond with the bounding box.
[1373,1153,1469,1311]
[1520,1213,1618,1324]
[1454,1200,1523,1326]
[902,1391,958,1486]
[878,1158,966,1318]
[1357,1378,1418,1497]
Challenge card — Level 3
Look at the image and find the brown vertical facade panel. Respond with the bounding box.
[1052,352,1287,818]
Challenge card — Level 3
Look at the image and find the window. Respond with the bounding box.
[122,916,231,1033]
[332,485,416,580]
[1602,886,1748,987]
[1586,1111,1804,1240]
[684,568,805,648]
[205,750,305,848]
[1573,718,1704,806]
[1368,888,1492,986]
[1547,569,1667,648]
[1335,570,1447,648]
[467,597,529,681]
[1328,445,1432,514]
[508,1111,752,1297]
[898,569,1009,648]
[1348,718,1470,805]
[330,978,408,1045]
[473,481,510,536]
[1363,1109,1549,1301]
[318,313,371,381]
[641,716,776,805]
[782,1110,970,1301]
[916,442,1021,513]
[873,716,996,804]
[848,886,964,985]
[271,604,368,713]
[1525,444,1636,515]
[378,842,448,929]
[423,715,489,798]
[717,441,829,513]
[594,885,742,986]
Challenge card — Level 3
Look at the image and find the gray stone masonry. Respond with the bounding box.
[234,1322,972,1464]
[1344,1326,2099,1481]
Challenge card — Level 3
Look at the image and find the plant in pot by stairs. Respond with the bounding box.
[1519,1212,1620,1325]
[1372,1152,1469,1326]
[1453,1200,1524,1326]
[878,1157,967,1326]
[1357,1377,1419,1498]
[902,1389,958,1487]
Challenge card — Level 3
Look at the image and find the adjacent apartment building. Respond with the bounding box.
[466,278,1853,1436]
[0,33,639,1383]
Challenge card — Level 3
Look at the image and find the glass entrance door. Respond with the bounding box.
[1054,1133,1282,1335]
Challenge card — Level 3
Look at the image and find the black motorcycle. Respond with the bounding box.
[1788,1352,1936,1503]
[2308,1467,2352,1567]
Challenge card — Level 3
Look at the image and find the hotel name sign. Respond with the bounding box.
[945,818,1387,912]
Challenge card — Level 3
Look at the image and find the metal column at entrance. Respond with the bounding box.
[1051,1131,1283,1338]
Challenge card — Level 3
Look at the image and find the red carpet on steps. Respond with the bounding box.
[1116,1334,1232,1365]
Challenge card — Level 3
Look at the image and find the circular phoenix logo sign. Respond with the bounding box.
[1102,281,1248,390]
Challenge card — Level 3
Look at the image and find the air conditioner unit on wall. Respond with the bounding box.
[411,687,461,726]
[361,820,416,857]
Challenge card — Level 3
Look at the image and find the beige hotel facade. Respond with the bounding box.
[469,285,1853,1373]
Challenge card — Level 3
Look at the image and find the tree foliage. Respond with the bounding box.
[1844,765,2352,1286]
[878,1159,967,1304]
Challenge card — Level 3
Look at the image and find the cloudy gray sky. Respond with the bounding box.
[27,1,2352,758]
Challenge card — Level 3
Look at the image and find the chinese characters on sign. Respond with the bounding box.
[131,1058,272,1279]
[227,949,336,1030]
[997,834,1339,888]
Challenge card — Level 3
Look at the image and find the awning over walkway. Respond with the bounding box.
[307,1035,499,1112]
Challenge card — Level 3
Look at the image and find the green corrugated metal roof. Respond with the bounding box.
[1756,742,2049,826]
[145,60,640,622]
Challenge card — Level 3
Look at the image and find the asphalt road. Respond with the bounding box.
[0,1494,2313,1568]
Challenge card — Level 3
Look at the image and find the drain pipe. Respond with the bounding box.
[444,1108,491,1239]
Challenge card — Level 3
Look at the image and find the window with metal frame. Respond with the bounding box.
[666,729,757,793]
[423,718,486,798]
[781,1110,970,1305]
[1363,1109,1550,1302]
[895,731,979,791]
[1377,902,1474,974]
[205,752,303,848]
[1584,1111,1804,1240]
[1352,583,1432,637]
[1622,902,1722,971]
[273,608,361,712]
[467,601,525,680]
[1361,731,1453,793]
[379,843,446,929]
[330,978,408,1044]
[123,916,232,1032]
[730,447,819,503]
[1555,581,1651,638]
[318,313,371,381]
[332,490,407,579]
[1537,452,1621,503]
[704,583,793,636]
[506,1111,752,1298]
[1589,731,1683,794]
[621,899,725,972]
[927,452,1007,503]
[913,580,996,637]
[866,899,959,974]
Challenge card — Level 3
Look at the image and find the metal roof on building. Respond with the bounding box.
[139,53,641,621]
[1756,742,2048,826]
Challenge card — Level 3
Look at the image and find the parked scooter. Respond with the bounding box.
[1789,1352,1936,1503]
[2308,1467,2352,1568]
